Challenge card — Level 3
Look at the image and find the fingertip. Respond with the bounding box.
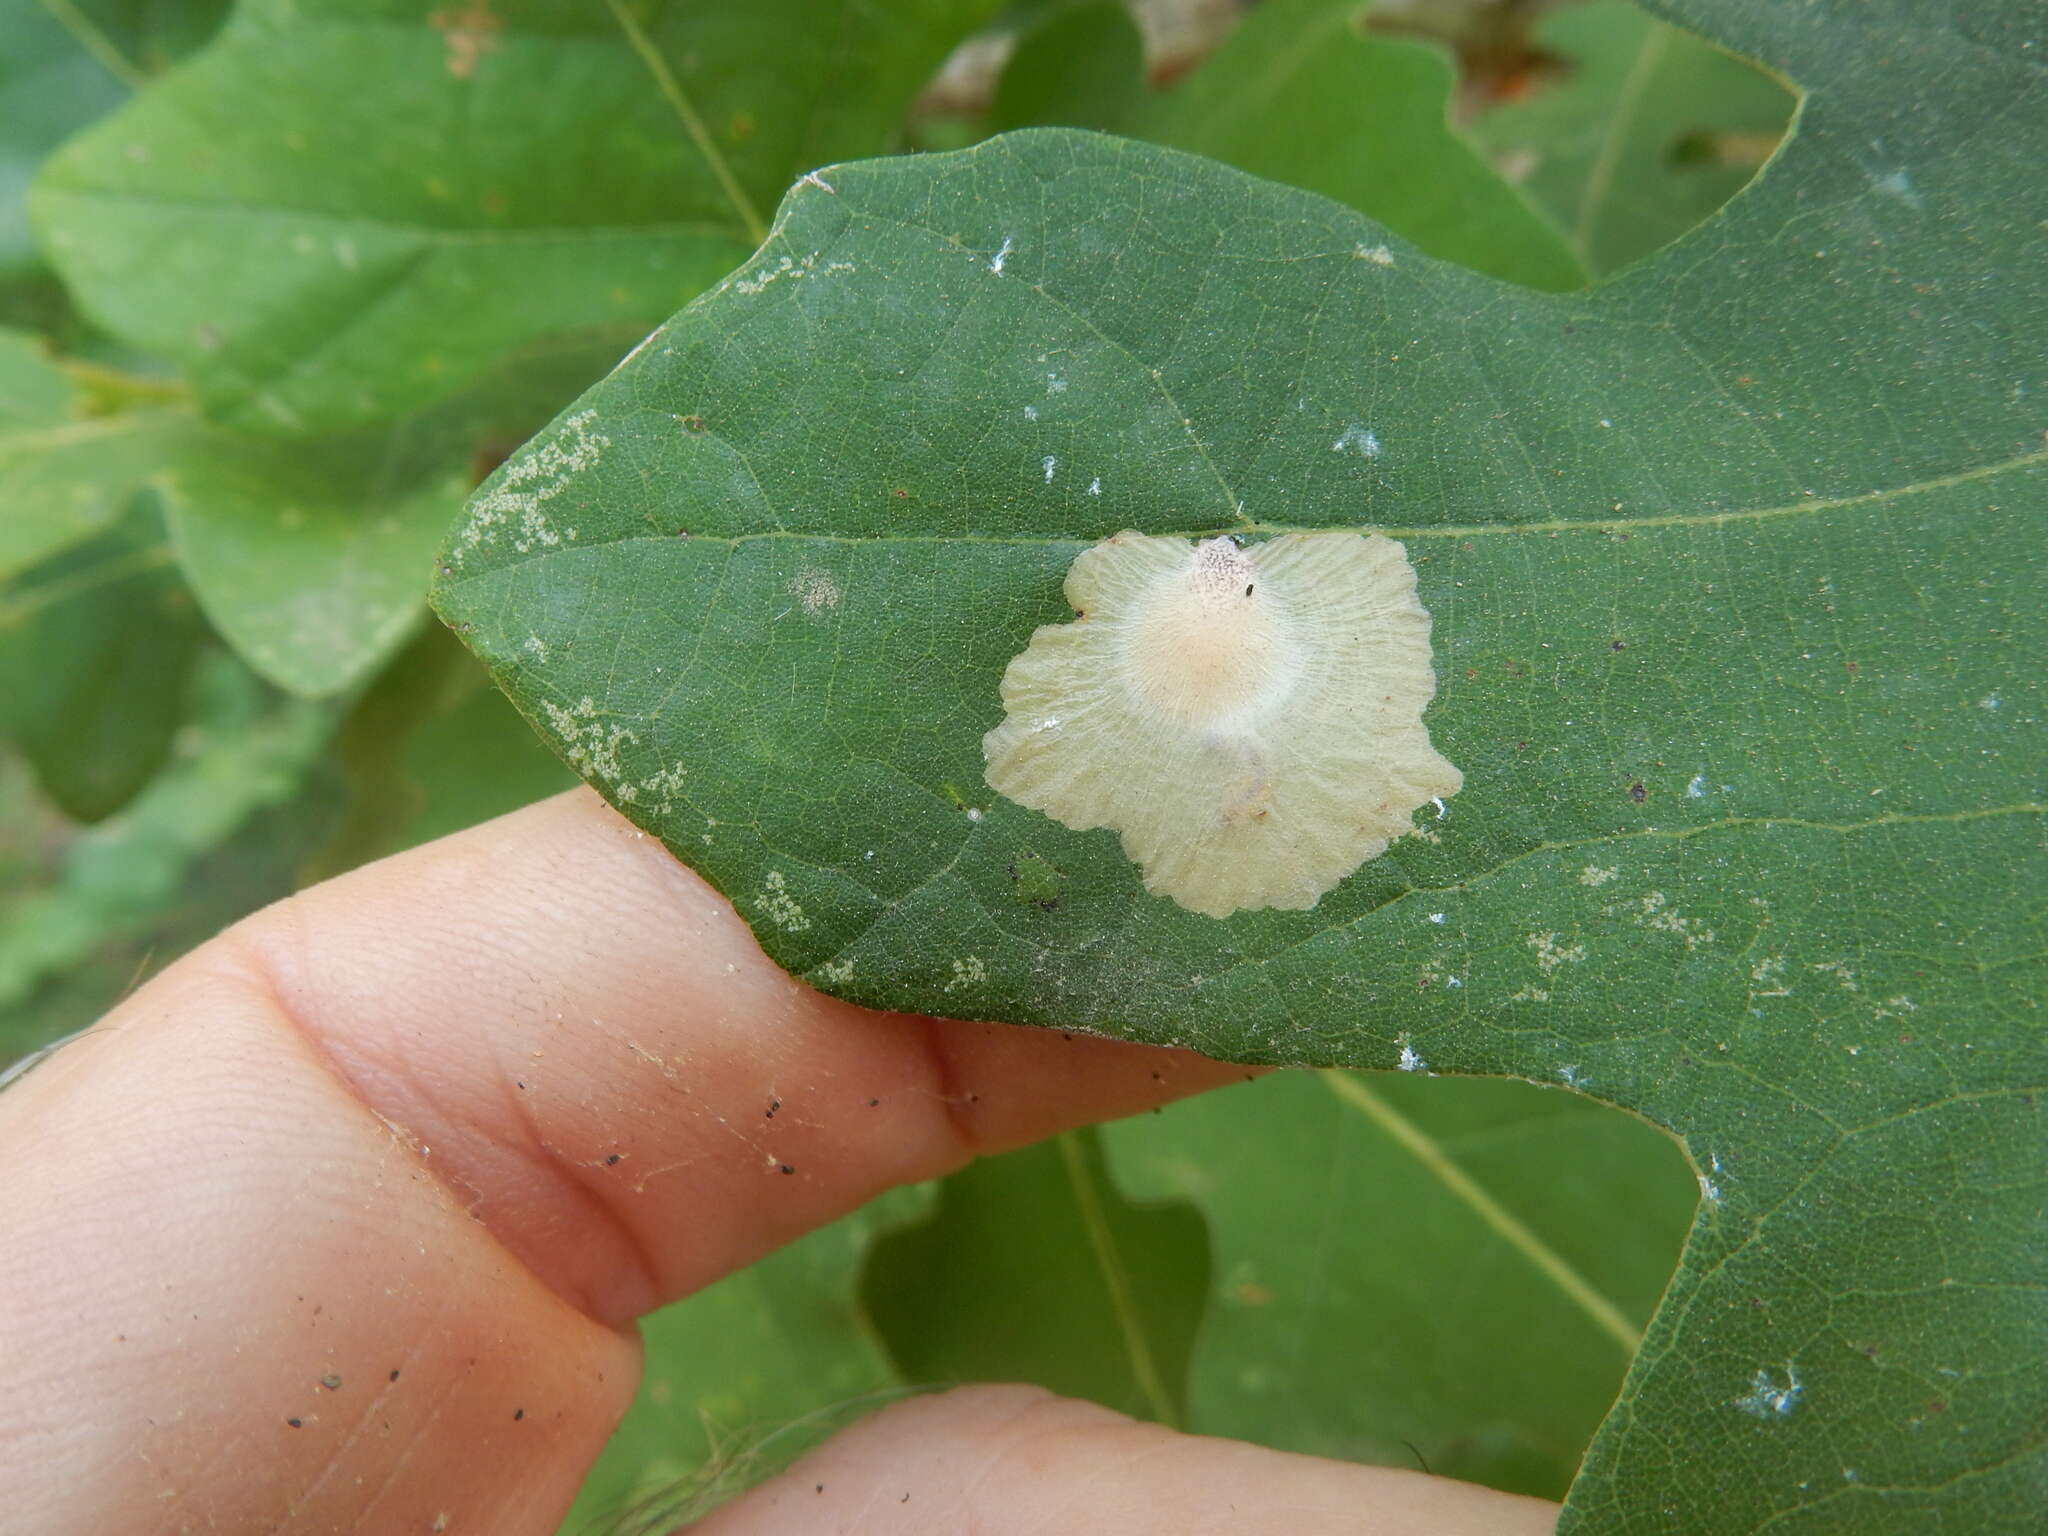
[690,1384,1560,1536]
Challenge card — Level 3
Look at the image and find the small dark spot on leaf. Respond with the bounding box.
[1628,781,1648,803]
[1244,583,1254,597]
[677,414,706,434]
[1927,1397,1947,1415]
[1844,660,1860,674]
[1610,639,1626,651]
[893,488,909,499]
[675,527,691,538]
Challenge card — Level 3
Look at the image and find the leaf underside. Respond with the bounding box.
[437,1,2044,1530]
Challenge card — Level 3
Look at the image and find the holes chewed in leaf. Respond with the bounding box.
[984,530,1459,919]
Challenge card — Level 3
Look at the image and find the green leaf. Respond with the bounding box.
[0,327,191,578]
[1106,1071,1696,1498]
[0,650,334,1063]
[440,0,2047,1517]
[30,0,1000,434]
[0,499,204,821]
[1469,0,1796,275]
[0,0,228,279]
[990,0,1147,136]
[562,1188,921,1536]
[161,424,466,697]
[1137,0,1586,290]
[861,1127,1209,1424]
[298,624,576,879]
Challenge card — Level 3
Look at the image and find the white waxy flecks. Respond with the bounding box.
[983,529,1461,919]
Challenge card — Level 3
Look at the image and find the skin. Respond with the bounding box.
[0,789,1560,1534]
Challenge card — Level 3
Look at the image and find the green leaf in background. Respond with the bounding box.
[989,0,1146,136]
[1106,1071,1696,1498]
[1470,0,1797,275]
[862,1126,1210,1424]
[0,327,190,578]
[301,624,575,880]
[0,651,334,1068]
[563,1187,924,1536]
[1137,0,1586,290]
[0,0,228,282]
[0,498,204,821]
[30,0,1000,434]
[161,422,466,697]
[437,0,2048,1522]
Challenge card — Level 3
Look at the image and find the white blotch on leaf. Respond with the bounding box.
[1088,477,1102,496]
[1332,424,1381,458]
[543,696,639,799]
[1580,865,1618,887]
[983,530,1459,919]
[1871,170,1923,210]
[731,250,854,297]
[456,410,609,561]
[989,236,1013,274]
[791,568,842,614]
[1397,1040,1425,1073]
[1735,1365,1803,1419]
[1355,243,1396,266]
[756,871,811,933]
[1686,774,1708,798]
[1812,959,1858,991]
[1632,890,1714,948]
[946,956,987,991]
[1528,932,1586,973]
[1043,455,1058,483]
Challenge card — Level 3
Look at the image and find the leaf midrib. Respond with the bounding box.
[443,442,2047,579]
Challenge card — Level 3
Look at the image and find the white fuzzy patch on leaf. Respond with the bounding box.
[983,530,1460,919]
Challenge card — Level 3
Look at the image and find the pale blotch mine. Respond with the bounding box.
[982,530,1461,919]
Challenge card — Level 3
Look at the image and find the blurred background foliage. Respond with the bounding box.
[0,1,1789,1527]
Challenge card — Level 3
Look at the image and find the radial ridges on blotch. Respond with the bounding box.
[984,529,1460,919]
